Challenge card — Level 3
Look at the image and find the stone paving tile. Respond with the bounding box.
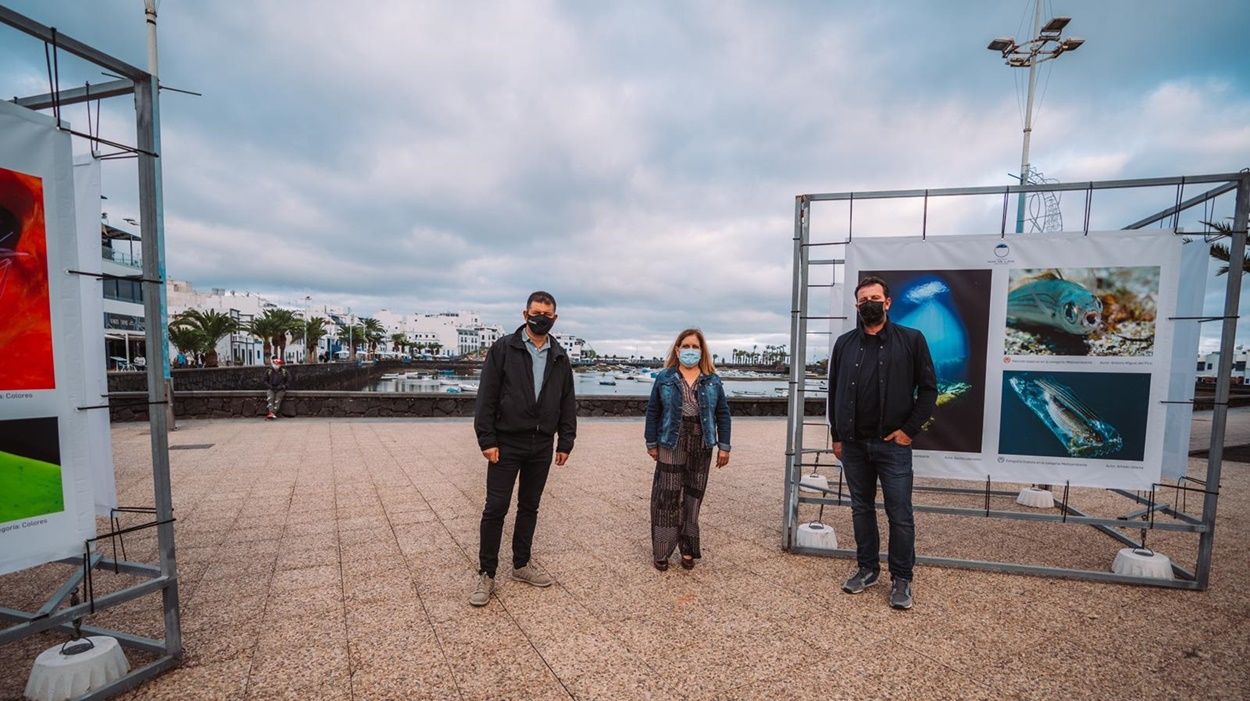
[1,416,1248,700]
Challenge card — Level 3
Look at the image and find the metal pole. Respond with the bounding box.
[135,73,181,654]
[138,0,175,429]
[1016,0,1043,233]
[782,197,806,549]
[143,0,159,79]
[1196,173,1249,589]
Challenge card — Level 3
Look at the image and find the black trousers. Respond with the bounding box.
[841,438,916,582]
[478,432,553,577]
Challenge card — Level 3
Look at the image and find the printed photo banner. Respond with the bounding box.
[0,101,98,575]
[839,230,1197,491]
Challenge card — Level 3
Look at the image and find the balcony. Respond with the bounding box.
[102,245,142,268]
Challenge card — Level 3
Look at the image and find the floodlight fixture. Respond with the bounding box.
[986,6,1084,233]
[987,37,1015,52]
[1041,16,1071,34]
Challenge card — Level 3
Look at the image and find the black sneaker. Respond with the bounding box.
[890,578,913,610]
[841,567,880,594]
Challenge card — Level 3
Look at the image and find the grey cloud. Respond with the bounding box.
[1,1,1248,355]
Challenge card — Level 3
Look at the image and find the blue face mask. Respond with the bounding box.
[678,348,702,367]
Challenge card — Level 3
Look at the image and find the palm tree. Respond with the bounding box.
[247,310,295,361]
[360,318,385,359]
[251,308,300,360]
[336,323,366,360]
[170,309,238,367]
[390,333,410,355]
[1204,221,1250,276]
[294,316,330,363]
[167,323,208,366]
[428,341,443,358]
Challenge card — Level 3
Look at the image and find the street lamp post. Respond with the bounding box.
[987,6,1084,233]
[303,295,311,363]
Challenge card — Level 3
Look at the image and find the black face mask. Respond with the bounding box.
[526,314,555,336]
[857,300,886,325]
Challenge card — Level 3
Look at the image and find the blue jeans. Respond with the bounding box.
[841,439,915,582]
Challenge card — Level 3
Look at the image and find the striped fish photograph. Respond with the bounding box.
[1005,266,1160,357]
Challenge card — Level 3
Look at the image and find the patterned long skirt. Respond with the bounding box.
[650,416,713,561]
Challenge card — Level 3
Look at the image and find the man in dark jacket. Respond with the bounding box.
[828,275,937,610]
[264,356,289,420]
[469,291,577,607]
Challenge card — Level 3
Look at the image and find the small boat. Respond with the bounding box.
[599,378,618,386]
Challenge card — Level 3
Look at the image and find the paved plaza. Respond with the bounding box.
[2,413,1248,700]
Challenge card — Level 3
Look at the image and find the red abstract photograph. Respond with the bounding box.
[0,165,54,390]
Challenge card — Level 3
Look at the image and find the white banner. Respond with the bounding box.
[0,102,98,575]
[73,156,118,515]
[841,231,1192,491]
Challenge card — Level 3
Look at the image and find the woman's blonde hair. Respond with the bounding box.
[664,328,717,375]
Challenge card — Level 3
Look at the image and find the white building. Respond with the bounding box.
[167,280,272,366]
[556,335,589,362]
[159,279,571,366]
[100,224,147,370]
[1197,349,1248,384]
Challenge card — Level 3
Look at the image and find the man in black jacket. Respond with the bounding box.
[828,276,937,610]
[264,357,289,420]
[469,291,577,607]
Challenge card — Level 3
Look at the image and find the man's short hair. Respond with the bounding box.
[526,290,557,311]
[854,276,890,299]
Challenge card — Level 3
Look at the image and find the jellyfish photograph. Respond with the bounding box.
[999,370,1150,462]
[0,164,54,390]
[1005,266,1160,357]
[861,269,992,454]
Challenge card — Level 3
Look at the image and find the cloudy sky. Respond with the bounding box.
[2,0,1248,358]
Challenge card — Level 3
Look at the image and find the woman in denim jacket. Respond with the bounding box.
[644,328,731,571]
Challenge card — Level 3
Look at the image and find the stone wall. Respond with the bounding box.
[108,361,394,393]
[108,391,826,422]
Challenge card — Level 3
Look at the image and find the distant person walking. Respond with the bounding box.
[470,291,577,607]
[644,328,731,571]
[264,356,289,420]
[828,276,937,610]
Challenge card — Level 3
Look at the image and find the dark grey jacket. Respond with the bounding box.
[474,326,577,454]
[264,367,289,391]
[827,319,938,442]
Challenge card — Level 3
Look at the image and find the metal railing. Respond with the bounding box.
[101,245,142,268]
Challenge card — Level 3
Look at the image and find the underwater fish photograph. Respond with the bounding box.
[863,269,991,454]
[1005,266,1160,357]
[999,370,1150,462]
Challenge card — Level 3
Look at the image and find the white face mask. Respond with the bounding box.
[271,362,280,369]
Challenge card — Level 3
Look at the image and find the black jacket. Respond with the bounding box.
[264,367,289,391]
[827,319,937,442]
[474,326,577,454]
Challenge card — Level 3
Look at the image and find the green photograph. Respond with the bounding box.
[0,417,64,523]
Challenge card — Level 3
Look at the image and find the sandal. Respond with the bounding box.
[680,556,695,570]
[653,560,669,571]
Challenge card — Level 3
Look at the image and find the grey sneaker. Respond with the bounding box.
[841,567,880,594]
[890,579,913,610]
[469,573,494,607]
[512,564,554,588]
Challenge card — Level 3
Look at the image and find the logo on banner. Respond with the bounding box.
[989,242,1014,264]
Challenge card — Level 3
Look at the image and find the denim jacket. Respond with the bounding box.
[644,368,732,452]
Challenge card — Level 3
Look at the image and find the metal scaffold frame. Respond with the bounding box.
[783,171,1250,590]
[0,5,181,698]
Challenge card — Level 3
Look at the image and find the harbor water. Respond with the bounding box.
[365,370,827,398]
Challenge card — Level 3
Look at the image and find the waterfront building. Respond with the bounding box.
[100,223,146,370]
[1198,348,1248,384]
